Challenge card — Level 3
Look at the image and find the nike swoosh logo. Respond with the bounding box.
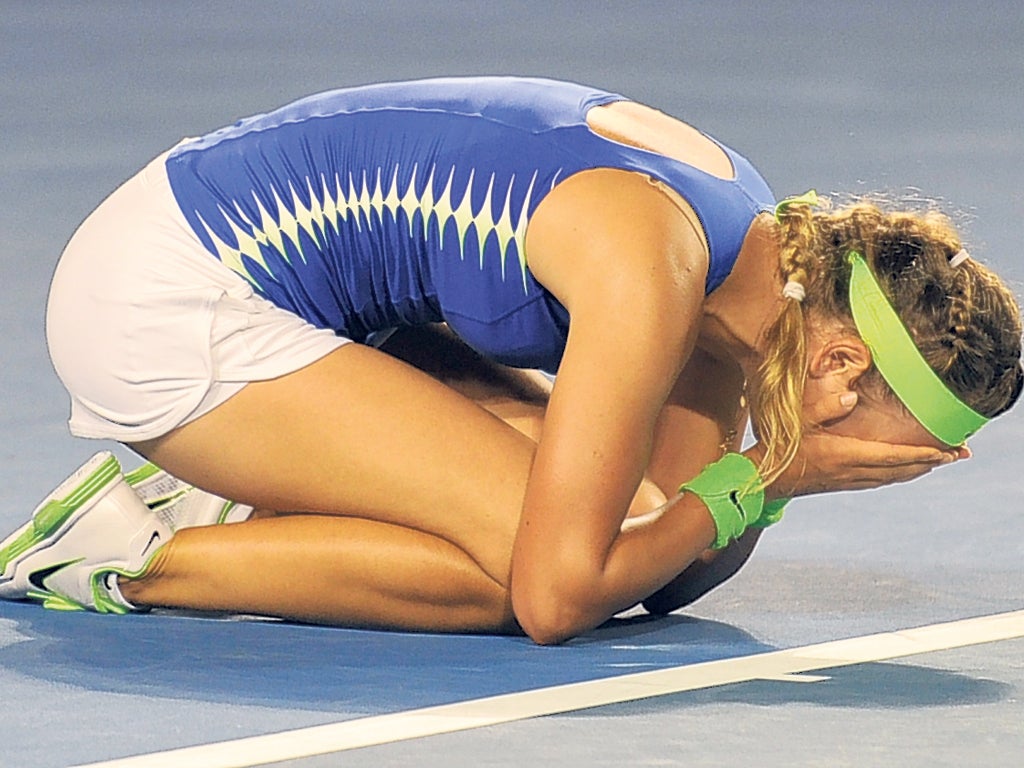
[140,530,163,558]
[27,560,81,593]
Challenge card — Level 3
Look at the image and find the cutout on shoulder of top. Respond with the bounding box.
[586,101,735,181]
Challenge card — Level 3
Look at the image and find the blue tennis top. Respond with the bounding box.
[165,76,775,373]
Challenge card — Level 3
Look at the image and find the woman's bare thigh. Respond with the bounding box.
[379,326,666,515]
[377,324,552,442]
[131,340,538,587]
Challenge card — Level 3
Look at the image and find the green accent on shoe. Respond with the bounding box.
[0,527,41,575]
[90,579,131,615]
[217,501,238,525]
[124,461,162,486]
[147,488,191,512]
[125,462,198,511]
[28,590,87,611]
[23,558,90,611]
[0,454,120,574]
[90,543,166,615]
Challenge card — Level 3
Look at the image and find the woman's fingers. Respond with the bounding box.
[802,391,859,428]
[843,437,954,467]
[773,433,964,497]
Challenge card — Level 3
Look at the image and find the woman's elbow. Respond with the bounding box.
[510,577,596,645]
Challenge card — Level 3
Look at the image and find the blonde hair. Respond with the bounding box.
[754,197,1024,485]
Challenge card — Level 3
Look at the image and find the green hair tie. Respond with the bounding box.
[846,251,989,445]
[774,190,820,223]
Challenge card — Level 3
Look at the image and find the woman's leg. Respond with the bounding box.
[124,325,667,632]
[376,323,552,442]
[132,515,515,632]
[378,324,664,510]
[125,341,538,631]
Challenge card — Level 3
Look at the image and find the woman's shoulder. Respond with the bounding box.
[525,166,710,311]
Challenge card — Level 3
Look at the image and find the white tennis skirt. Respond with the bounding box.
[46,147,349,443]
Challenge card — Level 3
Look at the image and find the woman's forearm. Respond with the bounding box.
[511,489,718,644]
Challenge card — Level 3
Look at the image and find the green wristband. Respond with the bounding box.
[679,453,765,550]
[751,497,789,529]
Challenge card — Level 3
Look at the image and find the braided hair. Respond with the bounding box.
[754,197,1023,485]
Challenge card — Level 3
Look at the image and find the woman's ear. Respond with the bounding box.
[807,335,872,381]
[803,334,872,426]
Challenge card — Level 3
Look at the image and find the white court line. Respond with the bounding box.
[73,609,1024,768]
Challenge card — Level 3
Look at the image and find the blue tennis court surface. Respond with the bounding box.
[0,605,769,714]
[2,2,1023,766]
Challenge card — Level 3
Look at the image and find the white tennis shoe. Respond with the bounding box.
[0,451,171,613]
[125,461,253,531]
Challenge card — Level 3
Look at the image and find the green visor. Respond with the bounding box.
[846,251,989,446]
